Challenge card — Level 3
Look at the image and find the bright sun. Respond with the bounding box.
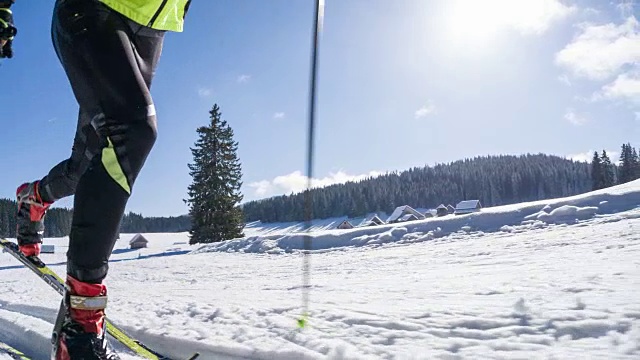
[447,0,507,46]
[444,0,571,51]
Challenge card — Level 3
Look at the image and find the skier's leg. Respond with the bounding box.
[15,9,102,256]
[38,108,101,203]
[51,2,164,284]
[49,0,164,357]
[16,107,101,257]
[15,110,96,255]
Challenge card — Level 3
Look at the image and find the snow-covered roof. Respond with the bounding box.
[399,214,418,222]
[436,204,447,210]
[456,200,482,210]
[368,215,385,225]
[129,233,149,245]
[386,207,405,223]
[387,205,425,223]
[424,209,437,216]
[337,220,354,229]
[358,214,385,227]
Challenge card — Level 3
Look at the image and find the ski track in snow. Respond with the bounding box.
[0,180,639,359]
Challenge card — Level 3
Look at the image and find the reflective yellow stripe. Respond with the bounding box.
[102,137,131,194]
[150,2,186,32]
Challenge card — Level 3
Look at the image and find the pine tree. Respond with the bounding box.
[600,150,615,188]
[591,151,602,190]
[618,143,634,184]
[186,104,245,244]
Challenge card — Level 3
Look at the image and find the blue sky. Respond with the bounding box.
[0,0,638,217]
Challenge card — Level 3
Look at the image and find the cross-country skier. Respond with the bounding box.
[9,0,191,358]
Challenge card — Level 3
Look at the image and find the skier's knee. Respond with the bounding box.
[130,107,159,157]
[129,110,158,172]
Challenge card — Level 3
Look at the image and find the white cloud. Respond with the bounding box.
[273,112,285,119]
[502,0,576,35]
[237,74,251,83]
[604,150,620,163]
[568,150,619,163]
[564,108,588,126]
[415,102,437,118]
[248,180,272,197]
[594,72,640,104]
[555,17,640,80]
[558,74,572,86]
[198,87,213,98]
[568,151,593,162]
[447,0,575,44]
[635,111,640,121]
[247,170,385,200]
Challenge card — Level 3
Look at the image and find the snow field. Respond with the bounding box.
[0,180,638,359]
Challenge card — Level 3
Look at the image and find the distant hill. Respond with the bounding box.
[0,153,594,236]
[241,153,592,223]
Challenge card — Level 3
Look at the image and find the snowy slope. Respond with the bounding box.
[0,180,639,359]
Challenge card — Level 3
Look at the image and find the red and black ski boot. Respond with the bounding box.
[52,276,120,360]
[16,181,51,257]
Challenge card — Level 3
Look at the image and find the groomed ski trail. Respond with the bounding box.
[0,302,247,360]
[0,307,57,360]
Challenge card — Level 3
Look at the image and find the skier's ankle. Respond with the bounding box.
[66,275,108,334]
[18,243,41,257]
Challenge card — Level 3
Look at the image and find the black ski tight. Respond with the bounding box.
[41,0,165,283]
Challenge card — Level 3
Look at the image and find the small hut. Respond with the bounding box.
[436,204,449,217]
[336,220,354,229]
[447,204,456,214]
[386,205,425,223]
[455,200,482,215]
[399,213,419,222]
[361,215,385,227]
[129,233,149,249]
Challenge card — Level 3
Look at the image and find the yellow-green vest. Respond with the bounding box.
[99,0,190,32]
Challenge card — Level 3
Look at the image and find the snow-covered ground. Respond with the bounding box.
[1,180,639,359]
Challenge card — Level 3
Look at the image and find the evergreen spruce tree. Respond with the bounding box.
[591,151,602,190]
[600,150,615,188]
[618,143,634,184]
[186,104,245,244]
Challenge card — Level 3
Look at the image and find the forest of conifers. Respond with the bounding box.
[0,153,607,236]
[242,154,592,222]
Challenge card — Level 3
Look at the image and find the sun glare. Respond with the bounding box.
[443,0,570,52]
[447,0,507,47]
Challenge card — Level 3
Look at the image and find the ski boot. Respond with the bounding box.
[52,275,120,360]
[16,181,51,257]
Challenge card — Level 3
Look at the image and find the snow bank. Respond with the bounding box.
[196,180,640,255]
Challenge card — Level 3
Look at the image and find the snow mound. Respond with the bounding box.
[526,205,599,223]
[196,180,640,254]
